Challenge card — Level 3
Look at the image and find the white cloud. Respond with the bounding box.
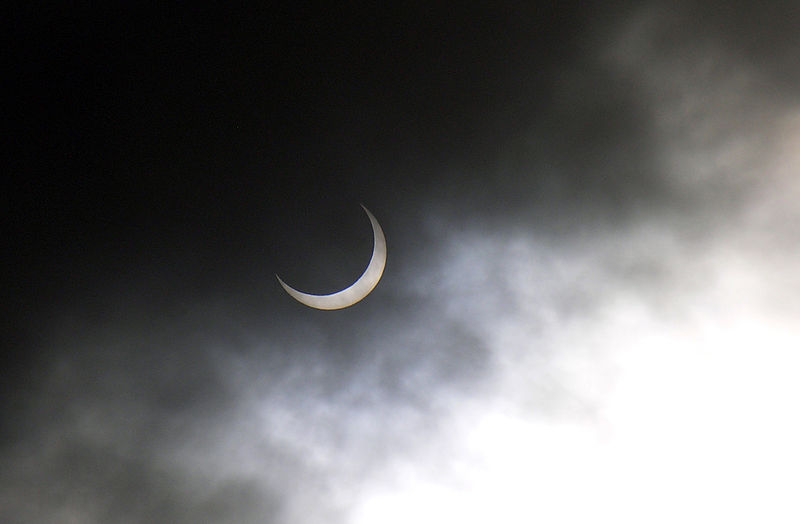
[6,5,799,524]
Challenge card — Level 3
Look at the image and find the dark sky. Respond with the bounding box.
[4,2,800,523]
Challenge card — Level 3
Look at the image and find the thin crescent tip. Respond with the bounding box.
[360,204,377,221]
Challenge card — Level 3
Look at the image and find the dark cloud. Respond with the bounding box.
[4,2,800,522]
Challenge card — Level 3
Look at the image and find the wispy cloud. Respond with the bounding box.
[3,3,799,523]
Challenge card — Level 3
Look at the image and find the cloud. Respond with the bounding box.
[3,3,800,523]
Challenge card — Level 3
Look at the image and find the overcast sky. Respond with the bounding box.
[4,2,800,523]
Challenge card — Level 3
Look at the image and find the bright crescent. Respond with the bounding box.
[276,205,386,310]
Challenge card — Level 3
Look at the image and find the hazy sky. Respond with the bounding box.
[4,2,800,523]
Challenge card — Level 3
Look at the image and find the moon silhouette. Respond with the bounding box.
[276,205,387,310]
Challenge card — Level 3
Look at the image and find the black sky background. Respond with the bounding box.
[4,2,800,522]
